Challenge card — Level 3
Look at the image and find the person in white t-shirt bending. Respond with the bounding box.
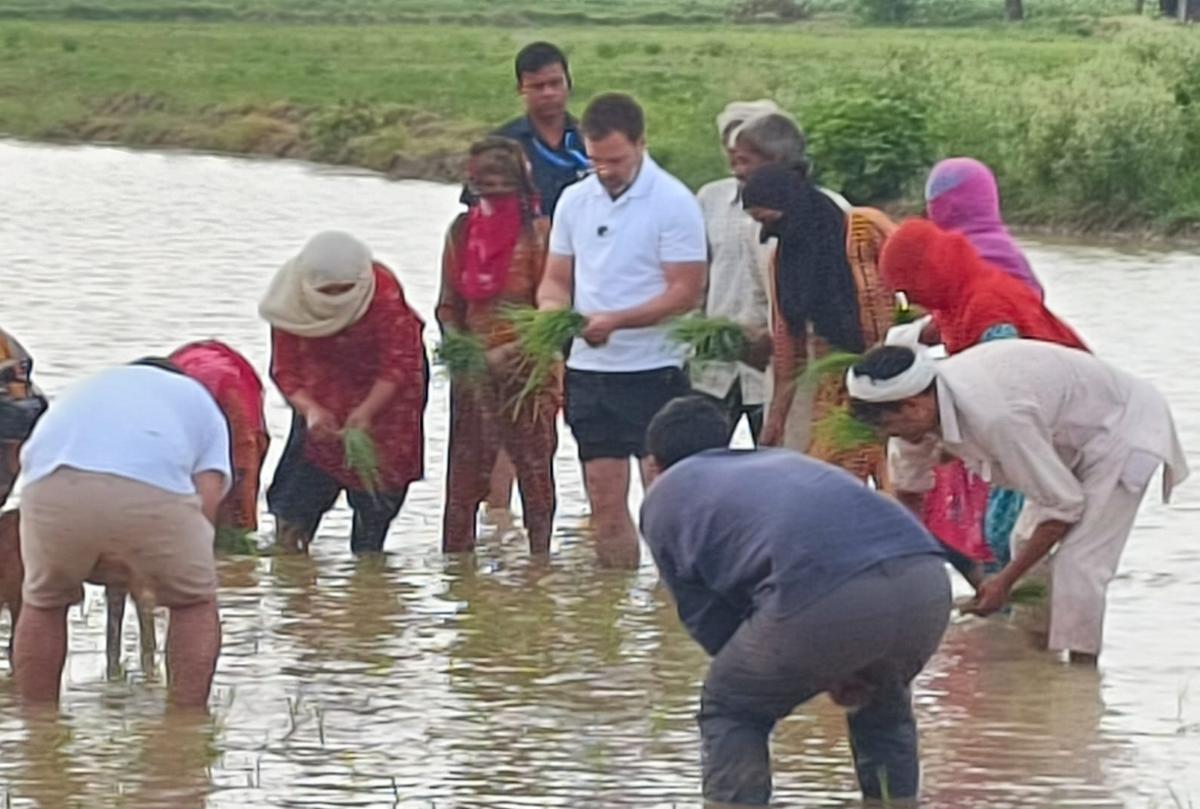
[537,93,708,568]
[15,359,231,709]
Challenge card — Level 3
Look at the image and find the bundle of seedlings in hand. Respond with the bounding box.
[434,328,488,382]
[343,427,382,496]
[1008,579,1049,605]
[796,351,864,389]
[892,291,921,326]
[812,405,879,454]
[502,305,586,415]
[668,313,747,365]
[214,526,259,556]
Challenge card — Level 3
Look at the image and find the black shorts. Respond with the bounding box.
[564,366,690,462]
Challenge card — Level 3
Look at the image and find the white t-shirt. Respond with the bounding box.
[549,154,707,373]
[20,365,232,496]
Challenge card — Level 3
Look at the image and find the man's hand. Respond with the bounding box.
[304,403,339,437]
[582,313,624,347]
[964,574,1013,616]
[828,675,875,708]
[741,326,773,371]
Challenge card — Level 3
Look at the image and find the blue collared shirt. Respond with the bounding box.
[494,114,589,217]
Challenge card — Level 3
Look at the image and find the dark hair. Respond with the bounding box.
[646,395,730,470]
[515,41,571,88]
[130,356,185,375]
[847,346,932,425]
[581,93,645,143]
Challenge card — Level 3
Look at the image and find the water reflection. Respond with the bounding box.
[0,140,1197,807]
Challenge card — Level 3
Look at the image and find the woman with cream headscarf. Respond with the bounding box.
[260,231,428,555]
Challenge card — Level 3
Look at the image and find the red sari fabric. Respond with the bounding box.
[170,340,269,530]
[270,263,427,492]
[880,219,1087,354]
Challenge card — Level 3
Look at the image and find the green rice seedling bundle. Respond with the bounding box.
[893,301,921,326]
[669,313,746,365]
[214,526,259,556]
[502,305,586,415]
[812,406,879,454]
[796,351,864,389]
[1008,579,1048,605]
[343,427,382,496]
[434,327,488,382]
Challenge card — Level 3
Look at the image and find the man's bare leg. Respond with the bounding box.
[166,600,220,710]
[585,458,639,569]
[14,604,69,704]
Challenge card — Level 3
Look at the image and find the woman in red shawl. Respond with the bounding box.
[169,340,269,533]
[880,218,1087,576]
[436,137,558,554]
[259,231,428,555]
[880,218,1085,355]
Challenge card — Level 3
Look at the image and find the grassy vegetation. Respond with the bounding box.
[0,1,1196,232]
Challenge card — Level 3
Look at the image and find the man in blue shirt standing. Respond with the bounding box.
[640,396,951,807]
[493,41,590,218]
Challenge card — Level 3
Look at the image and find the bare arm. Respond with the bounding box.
[969,519,1072,614]
[537,252,574,311]
[193,471,226,526]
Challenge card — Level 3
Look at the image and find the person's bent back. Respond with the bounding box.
[640,395,950,806]
[15,361,230,708]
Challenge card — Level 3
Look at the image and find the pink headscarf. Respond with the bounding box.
[925,157,1043,299]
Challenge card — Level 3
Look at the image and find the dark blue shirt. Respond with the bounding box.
[494,115,589,217]
[640,449,944,656]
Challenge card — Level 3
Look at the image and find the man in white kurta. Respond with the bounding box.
[846,339,1189,660]
[693,100,779,442]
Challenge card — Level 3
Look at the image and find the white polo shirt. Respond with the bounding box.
[20,365,232,496]
[549,154,707,373]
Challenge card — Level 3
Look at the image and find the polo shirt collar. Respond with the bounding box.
[590,153,659,200]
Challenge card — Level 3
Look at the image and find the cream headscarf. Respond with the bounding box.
[259,231,377,338]
[715,99,783,149]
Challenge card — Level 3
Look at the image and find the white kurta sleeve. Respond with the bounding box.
[980,412,1087,524]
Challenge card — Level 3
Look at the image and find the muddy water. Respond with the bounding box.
[0,140,1196,808]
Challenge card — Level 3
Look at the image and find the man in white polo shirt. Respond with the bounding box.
[15,358,230,708]
[538,93,707,568]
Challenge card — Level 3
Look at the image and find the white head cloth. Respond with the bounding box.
[715,99,782,148]
[259,231,376,338]
[846,315,938,402]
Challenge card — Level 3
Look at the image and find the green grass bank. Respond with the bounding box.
[0,4,1198,233]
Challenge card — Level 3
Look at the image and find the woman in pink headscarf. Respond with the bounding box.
[925,157,1042,299]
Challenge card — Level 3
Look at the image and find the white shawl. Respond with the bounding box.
[259,231,376,338]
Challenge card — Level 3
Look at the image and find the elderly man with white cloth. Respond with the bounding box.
[845,338,1189,664]
[692,100,780,442]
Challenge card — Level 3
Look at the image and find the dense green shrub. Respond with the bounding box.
[1017,58,1185,224]
[805,86,932,204]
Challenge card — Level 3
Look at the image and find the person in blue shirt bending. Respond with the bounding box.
[640,395,951,807]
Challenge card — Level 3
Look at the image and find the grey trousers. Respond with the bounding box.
[699,554,951,806]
